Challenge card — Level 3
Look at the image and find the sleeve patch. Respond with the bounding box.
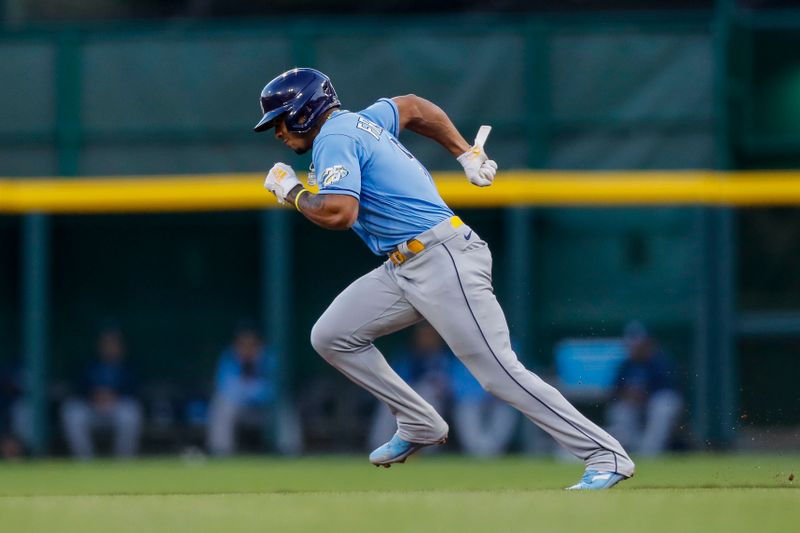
[321,165,350,186]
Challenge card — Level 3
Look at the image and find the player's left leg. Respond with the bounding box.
[640,389,683,456]
[310,265,449,446]
[207,393,240,456]
[453,399,516,457]
[397,223,634,483]
[605,398,642,452]
[110,398,143,458]
[60,399,95,459]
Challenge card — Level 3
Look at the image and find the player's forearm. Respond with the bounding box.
[394,95,470,157]
[286,185,357,230]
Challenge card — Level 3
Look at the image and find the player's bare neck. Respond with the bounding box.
[307,107,340,144]
[321,107,340,126]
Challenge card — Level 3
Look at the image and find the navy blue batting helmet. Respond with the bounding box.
[253,68,340,134]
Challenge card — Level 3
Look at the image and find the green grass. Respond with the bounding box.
[1,454,798,532]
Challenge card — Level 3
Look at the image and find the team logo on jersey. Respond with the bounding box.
[321,165,349,186]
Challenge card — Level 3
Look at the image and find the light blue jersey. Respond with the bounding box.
[312,98,454,255]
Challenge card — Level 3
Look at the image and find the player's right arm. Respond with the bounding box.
[264,133,362,230]
[392,94,471,157]
[393,94,497,187]
[286,186,358,230]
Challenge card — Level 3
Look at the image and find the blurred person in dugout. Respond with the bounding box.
[207,322,301,456]
[368,322,516,456]
[606,321,683,456]
[0,360,32,459]
[61,326,143,459]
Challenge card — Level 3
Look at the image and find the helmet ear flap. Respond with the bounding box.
[289,103,315,131]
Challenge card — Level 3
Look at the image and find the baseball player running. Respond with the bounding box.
[255,68,634,490]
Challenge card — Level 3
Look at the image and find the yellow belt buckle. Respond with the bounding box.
[407,239,425,254]
[450,216,464,229]
[390,250,406,265]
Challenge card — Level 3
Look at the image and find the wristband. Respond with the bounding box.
[294,188,309,211]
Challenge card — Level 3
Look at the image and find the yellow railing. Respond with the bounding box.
[3,171,800,213]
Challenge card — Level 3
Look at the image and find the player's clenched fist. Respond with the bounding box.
[264,162,302,205]
[457,125,497,187]
[458,148,498,187]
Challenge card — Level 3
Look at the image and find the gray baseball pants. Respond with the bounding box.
[310,217,635,476]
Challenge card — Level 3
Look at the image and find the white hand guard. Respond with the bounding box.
[264,162,302,205]
[457,125,497,187]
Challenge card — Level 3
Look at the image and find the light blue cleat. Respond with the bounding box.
[369,433,445,468]
[566,469,628,490]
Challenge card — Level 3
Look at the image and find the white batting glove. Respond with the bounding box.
[264,162,302,205]
[457,147,498,187]
[457,125,497,187]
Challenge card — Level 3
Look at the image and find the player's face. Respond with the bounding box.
[626,337,653,361]
[234,332,262,362]
[274,116,312,154]
[413,323,443,355]
[97,332,125,362]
